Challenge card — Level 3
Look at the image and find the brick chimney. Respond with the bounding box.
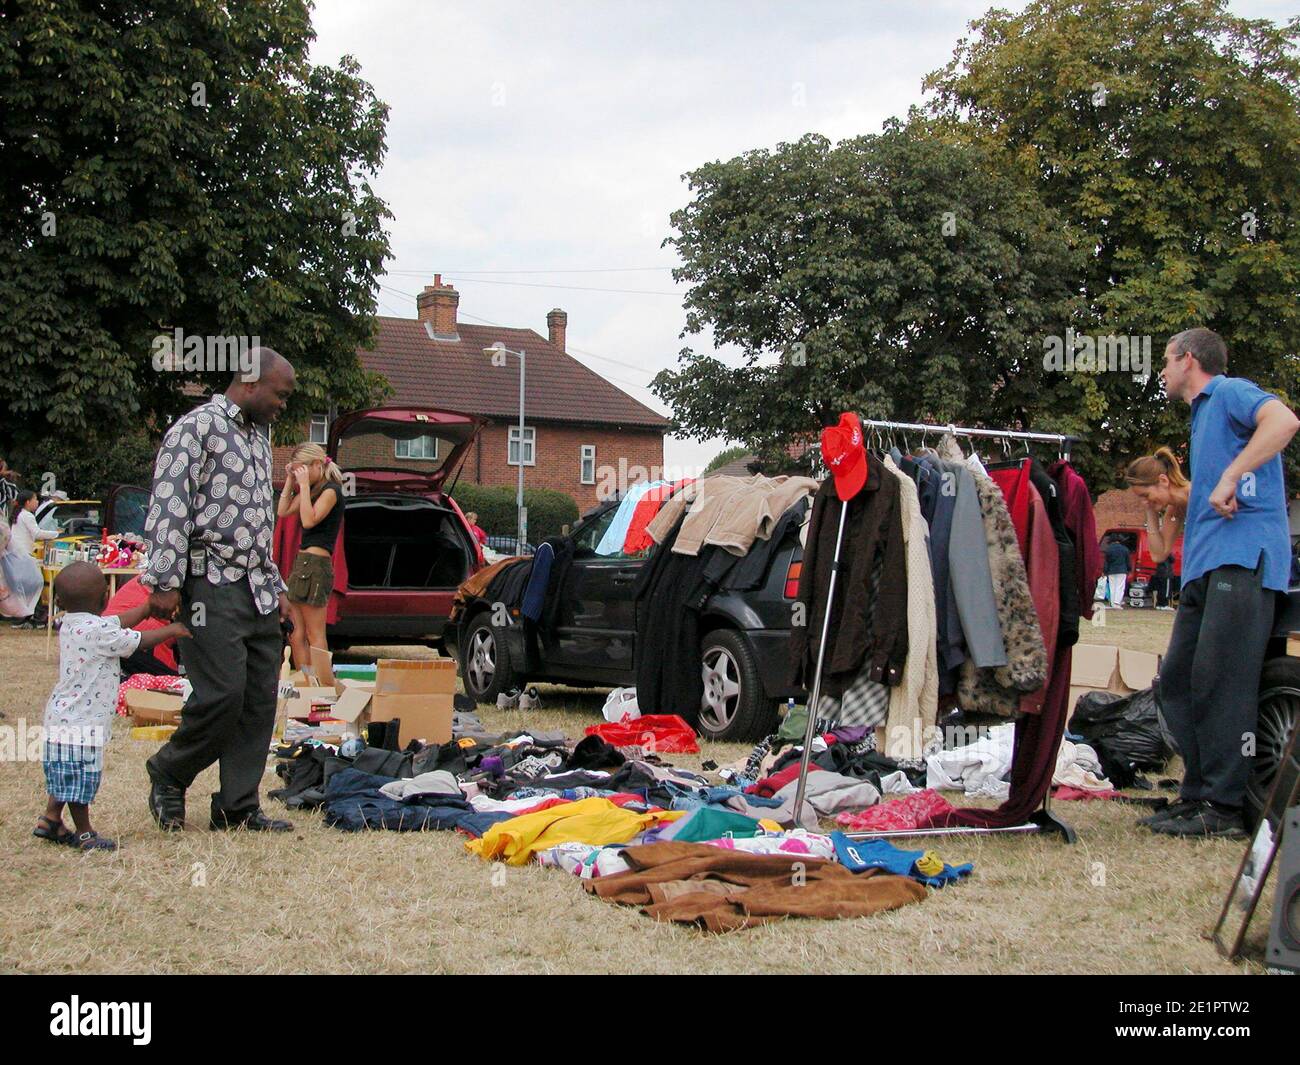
[416,275,459,339]
[547,307,568,351]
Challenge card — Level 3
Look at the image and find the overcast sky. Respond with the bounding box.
[309,0,1293,474]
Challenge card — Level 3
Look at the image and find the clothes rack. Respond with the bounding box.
[804,416,1086,844]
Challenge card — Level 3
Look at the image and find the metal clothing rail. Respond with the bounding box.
[856,418,1081,457]
[792,414,1085,844]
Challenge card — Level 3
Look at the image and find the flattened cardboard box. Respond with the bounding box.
[125,689,185,726]
[1068,643,1161,716]
[332,659,454,745]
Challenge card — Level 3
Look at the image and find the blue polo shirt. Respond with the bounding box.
[1184,375,1291,591]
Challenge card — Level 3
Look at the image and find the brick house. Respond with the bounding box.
[276,277,668,514]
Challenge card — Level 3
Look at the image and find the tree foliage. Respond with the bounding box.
[655,1,1300,491]
[654,119,1085,470]
[925,0,1300,487]
[0,0,393,457]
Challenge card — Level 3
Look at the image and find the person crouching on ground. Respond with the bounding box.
[276,443,344,671]
[35,562,189,850]
[1138,327,1299,839]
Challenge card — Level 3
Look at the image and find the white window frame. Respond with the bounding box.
[580,444,596,485]
[395,435,439,460]
[308,414,329,445]
[508,426,536,467]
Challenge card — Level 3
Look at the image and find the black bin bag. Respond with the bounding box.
[1068,686,1177,784]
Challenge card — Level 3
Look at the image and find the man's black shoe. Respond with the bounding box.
[1149,802,1247,839]
[1136,799,1200,828]
[148,781,187,831]
[210,808,294,832]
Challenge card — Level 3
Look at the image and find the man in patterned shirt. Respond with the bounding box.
[141,348,298,832]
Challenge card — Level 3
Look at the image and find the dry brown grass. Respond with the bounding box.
[0,612,1274,974]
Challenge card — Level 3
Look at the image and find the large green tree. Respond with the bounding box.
[926,0,1300,487]
[653,119,1085,468]
[656,1,1300,491]
[0,0,392,464]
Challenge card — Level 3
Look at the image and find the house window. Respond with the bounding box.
[395,435,439,460]
[508,426,536,466]
[580,444,596,485]
[309,414,329,445]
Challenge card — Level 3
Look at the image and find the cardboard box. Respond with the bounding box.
[331,658,455,745]
[125,689,185,726]
[1068,643,1161,717]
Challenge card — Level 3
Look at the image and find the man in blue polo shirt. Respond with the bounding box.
[1143,328,1299,838]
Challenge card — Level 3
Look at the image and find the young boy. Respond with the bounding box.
[34,562,190,850]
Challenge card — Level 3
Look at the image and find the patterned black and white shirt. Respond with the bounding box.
[143,393,285,615]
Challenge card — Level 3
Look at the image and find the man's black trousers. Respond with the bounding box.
[1158,561,1278,809]
[146,577,282,816]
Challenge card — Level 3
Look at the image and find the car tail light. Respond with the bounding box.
[784,560,801,599]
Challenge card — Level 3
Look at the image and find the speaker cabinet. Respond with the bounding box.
[1267,807,1300,972]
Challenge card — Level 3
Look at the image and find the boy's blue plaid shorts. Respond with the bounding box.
[43,741,105,805]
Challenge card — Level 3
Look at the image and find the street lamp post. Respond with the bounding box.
[484,341,527,554]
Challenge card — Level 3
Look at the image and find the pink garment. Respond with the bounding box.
[835,789,955,831]
[1052,786,1123,802]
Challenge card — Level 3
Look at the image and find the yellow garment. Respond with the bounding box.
[757,819,783,833]
[914,851,945,878]
[465,797,685,867]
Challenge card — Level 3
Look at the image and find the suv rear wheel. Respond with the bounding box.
[696,629,779,743]
[460,614,519,706]
[1248,656,1300,831]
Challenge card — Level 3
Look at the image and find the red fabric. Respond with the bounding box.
[1019,483,1060,715]
[747,762,823,798]
[105,577,177,671]
[989,460,1032,556]
[834,790,956,832]
[470,524,488,545]
[1049,461,1102,621]
[273,509,349,624]
[115,673,187,717]
[1053,786,1122,801]
[584,714,699,754]
[623,479,695,555]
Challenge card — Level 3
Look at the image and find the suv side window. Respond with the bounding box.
[572,508,618,558]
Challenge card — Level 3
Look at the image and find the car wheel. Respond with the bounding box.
[1247,656,1300,831]
[697,629,778,743]
[460,615,517,706]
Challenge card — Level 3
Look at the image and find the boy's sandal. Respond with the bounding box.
[33,815,72,844]
[68,831,117,851]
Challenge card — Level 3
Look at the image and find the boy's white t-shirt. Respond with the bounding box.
[43,613,142,746]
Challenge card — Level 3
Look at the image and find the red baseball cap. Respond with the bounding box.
[821,412,868,501]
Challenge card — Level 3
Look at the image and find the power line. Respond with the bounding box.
[376,283,664,396]
[444,276,681,296]
[388,267,675,276]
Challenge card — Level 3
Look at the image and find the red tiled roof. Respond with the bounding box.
[358,317,669,430]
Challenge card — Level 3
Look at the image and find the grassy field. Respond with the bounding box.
[0,608,1277,974]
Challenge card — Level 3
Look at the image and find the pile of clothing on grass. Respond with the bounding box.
[270,707,972,933]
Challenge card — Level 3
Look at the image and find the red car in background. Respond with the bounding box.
[1101,524,1183,584]
[324,406,486,650]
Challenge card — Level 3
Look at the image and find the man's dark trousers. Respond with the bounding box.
[1158,561,1278,809]
[146,577,282,817]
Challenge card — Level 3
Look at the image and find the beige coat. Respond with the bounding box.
[647,474,818,557]
[883,456,939,759]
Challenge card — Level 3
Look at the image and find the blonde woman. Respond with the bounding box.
[1124,446,1190,564]
[276,443,344,670]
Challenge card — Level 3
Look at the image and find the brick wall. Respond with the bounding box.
[1094,487,1149,533]
[466,421,665,512]
[272,418,665,512]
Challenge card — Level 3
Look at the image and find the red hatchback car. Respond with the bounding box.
[325,406,486,650]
